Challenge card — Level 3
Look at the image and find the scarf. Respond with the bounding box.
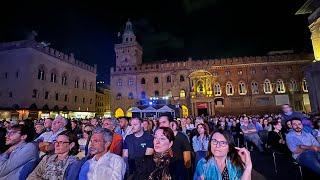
[148,148,173,180]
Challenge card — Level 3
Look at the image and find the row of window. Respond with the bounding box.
[117,75,185,86]
[115,79,308,100]
[37,69,95,91]
[0,71,20,79]
[32,89,92,104]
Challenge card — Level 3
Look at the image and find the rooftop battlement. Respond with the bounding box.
[0,39,97,74]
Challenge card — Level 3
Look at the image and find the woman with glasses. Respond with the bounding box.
[194,130,252,180]
[27,131,79,180]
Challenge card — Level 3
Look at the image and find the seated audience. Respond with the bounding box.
[79,128,126,180]
[27,131,79,179]
[0,124,39,179]
[240,117,264,152]
[286,117,320,175]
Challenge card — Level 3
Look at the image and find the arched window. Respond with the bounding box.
[50,70,57,83]
[263,79,272,94]
[180,75,185,82]
[61,73,67,86]
[302,78,308,92]
[141,78,146,84]
[89,82,93,91]
[117,79,122,86]
[154,90,159,97]
[74,79,79,88]
[128,92,134,99]
[154,77,159,83]
[276,79,285,93]
[83,81,87,89]
[226,82,234,96]
[167,76,171,83]
[38,67,45,80]
[180,89,186,98]
[289,79,298,92]
[141,91,146,99]
[116,93,122,100]
[238,81,247,95]
[214,83,221,96]
[251,81,259,94]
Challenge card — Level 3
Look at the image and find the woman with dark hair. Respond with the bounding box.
[148,127,175,180]
[194,130,252,180]
[27,131,79,180]
[267,120,290,155]
[192,123,210,165]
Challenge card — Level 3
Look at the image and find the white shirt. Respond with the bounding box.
[35,129,64,142]
[81,152,126,180]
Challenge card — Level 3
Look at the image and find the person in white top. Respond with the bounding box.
[79,128,126,180]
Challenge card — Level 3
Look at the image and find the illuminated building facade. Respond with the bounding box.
[0,35,97,120]
[297,0,320,113]
[95,86,111,118]
[110,20,314,117]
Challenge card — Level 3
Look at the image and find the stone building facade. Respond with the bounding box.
[0,36,97,119]
[95,86,111,118]
[110,21,313,117]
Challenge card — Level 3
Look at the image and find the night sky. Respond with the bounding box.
[0,0,313,84]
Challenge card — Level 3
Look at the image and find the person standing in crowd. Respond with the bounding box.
[102,118,123,156]
[123,117,154,177]
[286,117,320,175]
[118,116,133,140]
[71,120,82,138]
[240,116,264,152]
[35,115,67,154]
[281,104,305,125]
[267,120,290,154]
[194,130,252,180]
[159,114,192,179]
[90,118,100,128]
[27,131,79,179]
[148,127,175,179]
[79,128,126,180]
[78,124,94,159]
[0,124,39,180]
[192,123,210,165]
[44,118,53,132]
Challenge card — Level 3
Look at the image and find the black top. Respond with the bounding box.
[267,131,290,154]
[172,132,192,161]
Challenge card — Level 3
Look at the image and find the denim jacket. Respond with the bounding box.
[192,136,209,152]
[194,157,243,180]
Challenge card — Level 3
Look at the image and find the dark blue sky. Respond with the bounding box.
[0,0,312,84]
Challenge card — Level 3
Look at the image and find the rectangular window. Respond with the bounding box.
[82,97,85,104]
[74,96,78,103]
[64,94,68,102]
[9,92,13,98]
[45,91,49,99]
[32,89,38,98]
[55,93,59,101]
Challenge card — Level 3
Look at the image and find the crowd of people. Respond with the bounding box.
[0,103,320,180]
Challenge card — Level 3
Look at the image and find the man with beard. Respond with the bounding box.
[0,124,38,179]
[79,128,125,180]
[286,117,320,175]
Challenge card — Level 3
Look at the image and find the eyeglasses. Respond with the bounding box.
[53,141,70,145]
[6,131,21,137]
[211,139,228,147]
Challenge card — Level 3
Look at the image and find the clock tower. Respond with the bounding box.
[115,20,143,67]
